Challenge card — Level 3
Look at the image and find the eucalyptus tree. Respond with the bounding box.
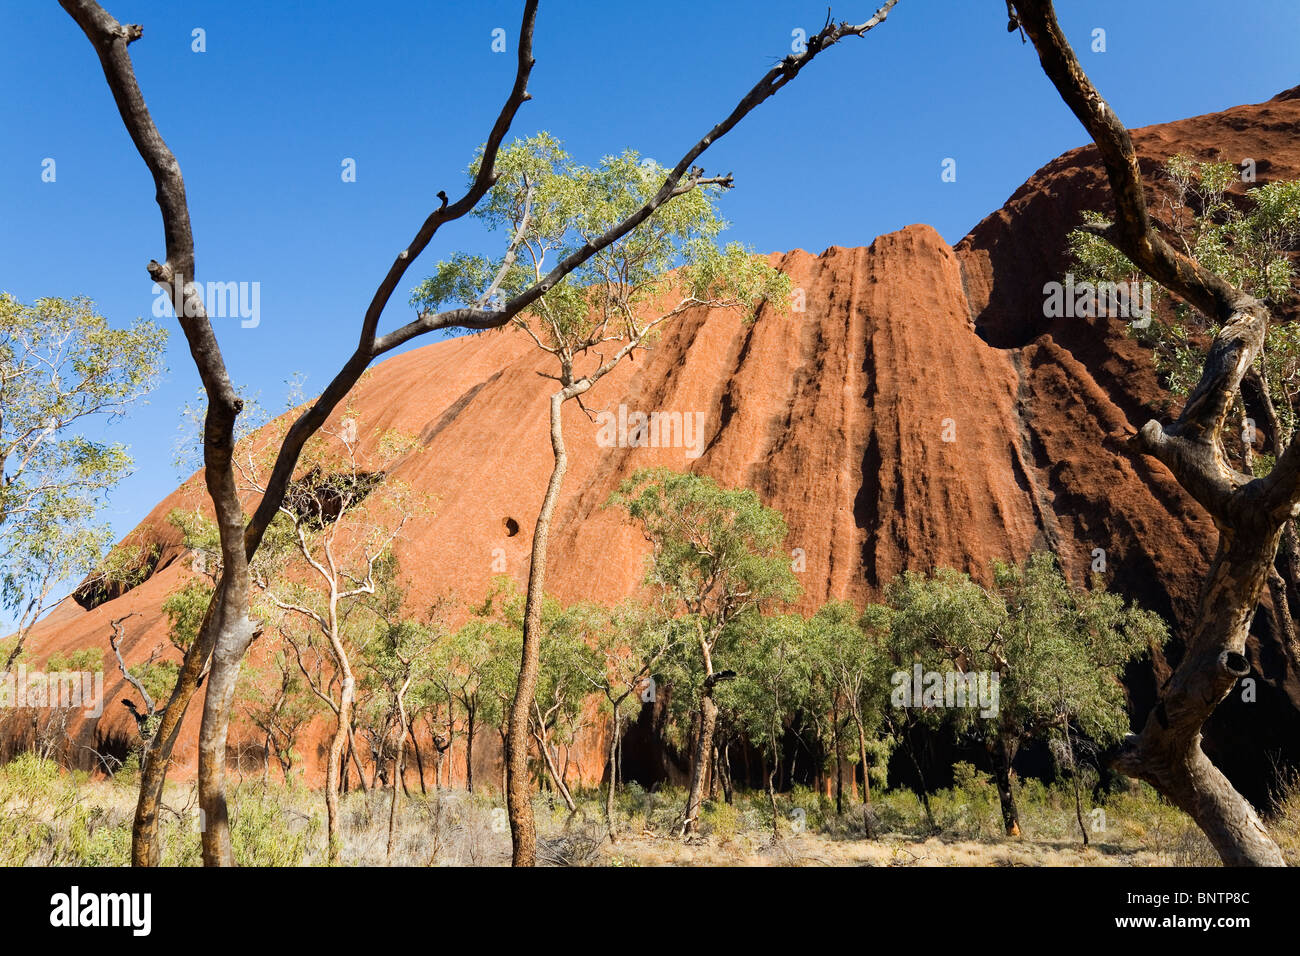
[885,552,1162,838]
[459,582,605,810]
[436,614,515,795]
[401,666,455,792]
[608,468,800,836]
[575,601,685,840]
[0,294,164,672]
[725,613,813,835]
[414,135,789,864]
[526,603,602,811]
[358,617,442,858]
[236,640,314,784]
[807,600,892,812]
[1013,0,1297,865]
[247,416,422,863]
[1070,158,1300,659]
[59,0,900,866]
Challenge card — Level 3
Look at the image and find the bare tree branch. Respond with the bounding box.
[245,2,898,554]
[1013,0,1287,867]
[63,0,900,866]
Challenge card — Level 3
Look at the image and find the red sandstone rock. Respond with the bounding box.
[15,88,1300,798]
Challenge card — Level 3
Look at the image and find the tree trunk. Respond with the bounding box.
[195,549,256,867]
[853,710,871,807]
[903,723,935,832]
[346,724,368,793]
[507,390,569,866]
[1279,522,1300,622]
[832,695,844,815]
[130,584,222,866]
[1063,722,1088,847]
[989,731,1021,838]
[465,709,475,793]
[1268,569,1300,682]
[1015,0,1288,869]
[709,743,721,802]
[387,678,411,859]
[682,685,720,836]
[533,726,576,812]
[367,731,381,791]
[325,673,356,864]
[719,743,734,805]
[767,762,780,838]
[605,702,620,842]
[1113,528,1287,865]
[409,722,426,795]
[499,729,508,797]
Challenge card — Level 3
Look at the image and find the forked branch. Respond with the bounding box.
[1013,0,1287,866]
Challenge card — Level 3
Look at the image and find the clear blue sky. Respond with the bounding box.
[1,0,1297,623]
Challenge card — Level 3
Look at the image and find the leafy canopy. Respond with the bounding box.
[884,552,1164,747]
[411,133,790,379]
[607,467,800,630]
[0,294,165,627]
[1070,156,1300,471]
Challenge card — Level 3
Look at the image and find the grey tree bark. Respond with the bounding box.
[63,0,903,866]
[1014,0,1290,866]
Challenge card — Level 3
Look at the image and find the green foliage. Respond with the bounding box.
[805,599,893,783]
[0,753,80,865]
[942,762,1002,839]
[129,659,179,709]
[532,603,603,746]
[608,468,800,747]
[1069,156,1300,454]
[883,566,1002,737]
[238,639,318,779]
[451,578,603,748]
[698,798,743,844]
[46,647,104,673]
[231,785,318,866]
[884,552,1164,749]
[243,414,427,787]
[161,577,214,653]
[608,467,800,621]
[96,535,163,594]
[0,294,164,632]
[411,133,790,372]
[166,508,222,574]
[436,598,518,737]
[579,599,684,757]
[723,613,812,766]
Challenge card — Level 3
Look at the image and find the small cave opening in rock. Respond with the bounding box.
[503,517,520,537]
[284,468,385,529]
[73,541,165,612]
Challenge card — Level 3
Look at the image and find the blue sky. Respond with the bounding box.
[1,0,1297,624]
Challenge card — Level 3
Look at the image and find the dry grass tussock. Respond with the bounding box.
[2,753,1298,867]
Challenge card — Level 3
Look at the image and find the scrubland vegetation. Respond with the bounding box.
[6,0,1300,870]
[4,751,1298,867]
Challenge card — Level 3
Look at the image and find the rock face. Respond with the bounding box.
[15,88,1300,803]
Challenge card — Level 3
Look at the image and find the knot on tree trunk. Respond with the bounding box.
[1219,650,1251,679]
